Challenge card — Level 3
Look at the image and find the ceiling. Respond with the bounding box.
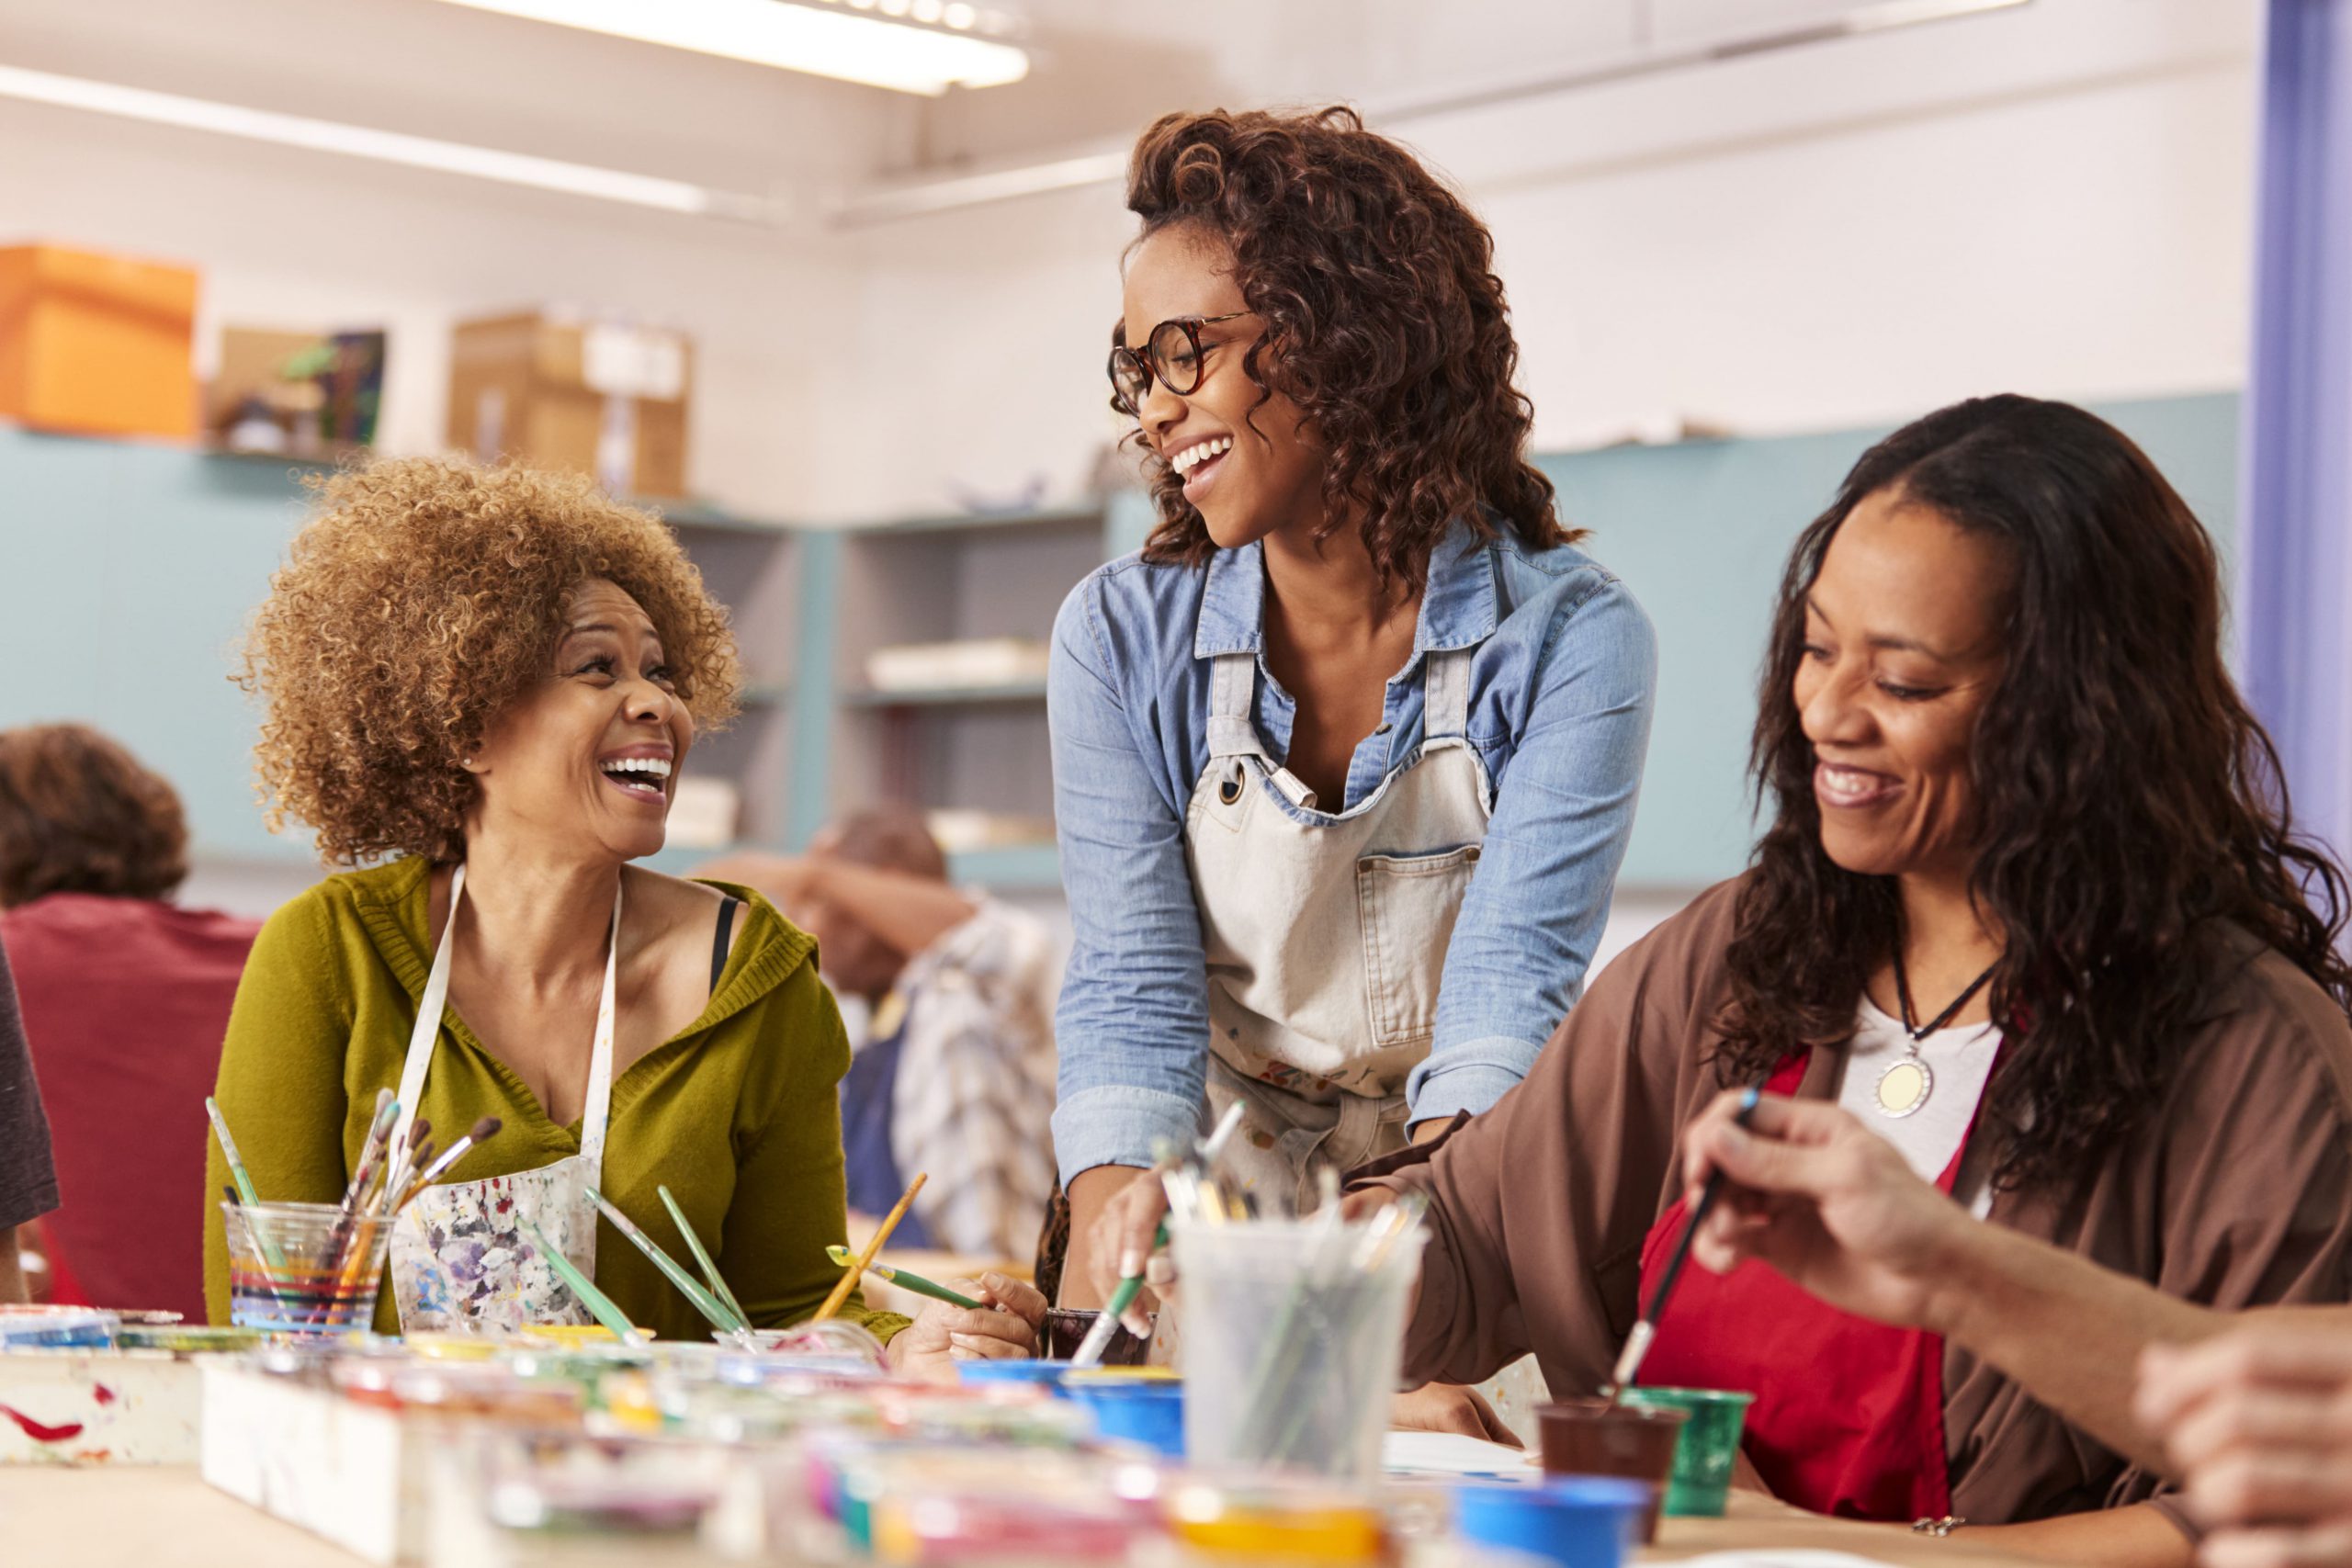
[0,0,1982,212]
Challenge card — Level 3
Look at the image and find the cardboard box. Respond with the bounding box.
[447,311,692,498]
[0,1349,204,1465]
[0,243,199,438]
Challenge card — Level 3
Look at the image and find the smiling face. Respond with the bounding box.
[1120,223,1327,548]
[464,578,694,863]
[1793,489,2012,885]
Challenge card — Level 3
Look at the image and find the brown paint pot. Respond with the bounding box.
[1535,1398,1690,1543]
[1041,1307,1155,1366]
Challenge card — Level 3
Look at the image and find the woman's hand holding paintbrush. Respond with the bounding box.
[1672,1088,1974,1335]
[885,1270,1051,1382]
[1077,1100,1250,1356]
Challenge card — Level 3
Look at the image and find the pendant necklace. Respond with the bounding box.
[1874,942,1998,1120]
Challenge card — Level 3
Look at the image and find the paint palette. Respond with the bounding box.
[0,1305,119,1350]
[0,1348,204,1465]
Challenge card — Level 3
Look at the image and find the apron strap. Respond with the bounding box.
[389,863,464,1158]
[1423,647,1475,742]
[1207,651,1271,762]
[577,878,622,1168]
[388,863,623,1177]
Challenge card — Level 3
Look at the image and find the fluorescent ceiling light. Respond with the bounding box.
[0,62,772,220]
[429,0,1029,96]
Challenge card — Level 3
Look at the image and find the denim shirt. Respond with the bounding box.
[1047,522,1657,1184]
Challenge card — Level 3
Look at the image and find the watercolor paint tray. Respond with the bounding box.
[0,1348,205,1465]
[200,1359,428,1564]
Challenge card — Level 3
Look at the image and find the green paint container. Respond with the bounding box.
[1621,1387,1755,1517]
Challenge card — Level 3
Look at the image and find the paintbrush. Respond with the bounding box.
[316,1094,402,1276]
[1071,1101,1247,1368]
[812,1171,925,1323]
[389,1116,501,1215]
[207,1096,291,1271]
[338,1090,398,1214]
[524,1218,646,1348]
[1605,1086,1764,1403]
[586,1187,750,1339]
[370,1115,426,1214]
[823,1246,985,1310]
[205,1096,263,1207]
[660,1185,752,1330]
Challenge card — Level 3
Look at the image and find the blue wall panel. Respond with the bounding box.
[1540,391,2240,888]
[0,393,2238,890]
[0,429,313,863]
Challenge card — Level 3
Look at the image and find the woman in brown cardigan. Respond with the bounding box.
[1356,396,2352,1565]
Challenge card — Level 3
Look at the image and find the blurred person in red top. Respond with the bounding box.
[0,725,259,1319]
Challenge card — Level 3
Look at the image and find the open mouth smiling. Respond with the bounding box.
[598,751,673,806]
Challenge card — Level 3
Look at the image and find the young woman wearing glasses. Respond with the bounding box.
[1047,107,1656,1427]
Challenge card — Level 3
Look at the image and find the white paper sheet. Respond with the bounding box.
[1381,1429,1542,1480]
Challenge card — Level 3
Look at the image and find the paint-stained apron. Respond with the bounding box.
[1632,1052,1996,1519]
[384,863,617,1335]
[1182,644,1546,1438]
[1186,644,1487,1203]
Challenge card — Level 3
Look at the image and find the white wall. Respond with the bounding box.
[0,102,862,515]
[801,0,2262,520]
[1,0,2262,520]
[5,0,2268,945]
[0,0,900,519]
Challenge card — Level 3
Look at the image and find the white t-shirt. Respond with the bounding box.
[1833,998,2001,1217]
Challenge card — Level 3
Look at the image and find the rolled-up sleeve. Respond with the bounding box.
[1047,579,1213,1182]
[1409,574,1657,1124]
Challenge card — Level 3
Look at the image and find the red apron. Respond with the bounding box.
[1634,1052,1993,1521]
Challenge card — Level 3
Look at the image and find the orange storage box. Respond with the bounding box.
[0,243,200,439]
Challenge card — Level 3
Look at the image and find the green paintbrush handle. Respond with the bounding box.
[524,1219,644,1347]
[588,1188,745,1335]
[878,1266,985,1311]
[1102,1219,1170,1319]
[658,1184,753,1330]
[824,1246,986,1311]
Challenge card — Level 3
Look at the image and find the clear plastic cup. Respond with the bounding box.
[1170,1215,1424,1483]
[221,1200,391,1333]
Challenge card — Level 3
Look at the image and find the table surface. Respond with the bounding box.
[3,1466,2049,1567]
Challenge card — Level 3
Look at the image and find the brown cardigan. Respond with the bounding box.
[1356,879,2352,1528]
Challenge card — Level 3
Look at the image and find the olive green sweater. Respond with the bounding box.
[202,857,909,1344]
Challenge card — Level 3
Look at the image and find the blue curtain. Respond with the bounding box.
[2244,0,2352,868]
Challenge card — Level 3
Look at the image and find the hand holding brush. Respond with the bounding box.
[1072,1100,1247,1367]
[1605,1086,1761,1402]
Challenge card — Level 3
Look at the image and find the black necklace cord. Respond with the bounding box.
[1891,941,2000,1043]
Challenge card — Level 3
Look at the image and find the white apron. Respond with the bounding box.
[1184,645,1490,1213]
[1181,644,1550,1442]
[384,863,619,1335]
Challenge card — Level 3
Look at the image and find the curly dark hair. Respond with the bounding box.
[0,724,189,906]
[239,457,740,866]
[1121,106,1572,592]
[1717,395,2352,1190]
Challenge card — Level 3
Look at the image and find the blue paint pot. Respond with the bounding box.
[1066,1380,1185,1458]
[1453,1477,1651,1568]
[956,1358,1075,1393]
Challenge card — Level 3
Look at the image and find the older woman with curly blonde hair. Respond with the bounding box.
[205,458,1046,1370]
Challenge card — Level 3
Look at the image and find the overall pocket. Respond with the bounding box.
[1354,842,1480,1052]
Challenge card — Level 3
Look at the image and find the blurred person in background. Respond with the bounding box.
[0,935,56,1306]
[702,809,1057,1265]
[0,724,256,1318]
